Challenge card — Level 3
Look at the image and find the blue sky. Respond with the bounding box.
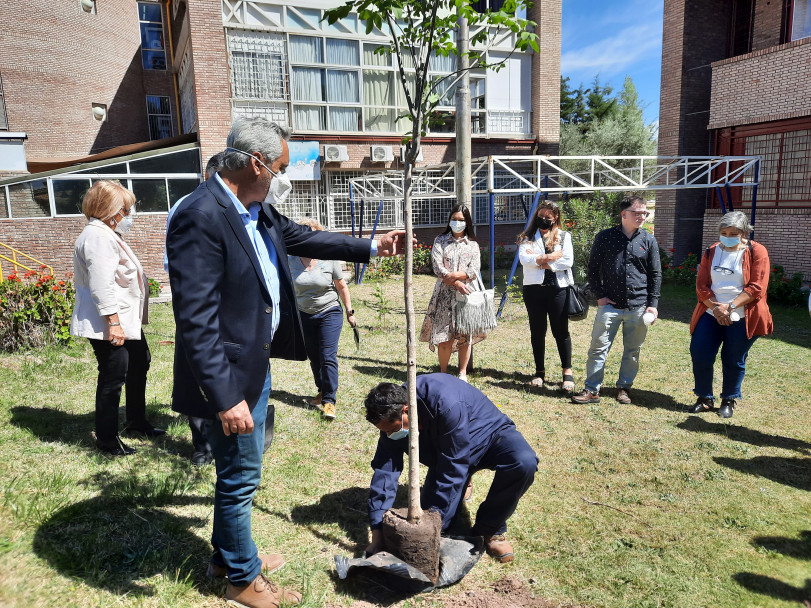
[561,0,664,127]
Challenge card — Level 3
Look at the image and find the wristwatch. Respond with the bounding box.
[729,303,736,312]
[346,309,355,316]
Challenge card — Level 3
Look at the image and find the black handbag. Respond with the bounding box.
[565,283,589,321]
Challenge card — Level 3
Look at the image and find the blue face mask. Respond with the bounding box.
[719,235,741,248]
[386,412,409,440]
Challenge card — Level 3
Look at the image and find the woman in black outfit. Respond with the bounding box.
[517,201,575,392]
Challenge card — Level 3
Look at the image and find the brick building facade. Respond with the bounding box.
[658,0,811,278]
[0,0,561,283]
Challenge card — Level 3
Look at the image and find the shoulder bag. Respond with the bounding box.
[455,273,497,334]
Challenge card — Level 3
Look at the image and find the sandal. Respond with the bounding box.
[561,374,575,393]
[529,372,545,387]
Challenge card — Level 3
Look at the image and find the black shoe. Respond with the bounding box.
[688,396,715,414]
[718,398,736,419]
[191,450,214,467]
[97,436,136,456]
[122,423,167,438]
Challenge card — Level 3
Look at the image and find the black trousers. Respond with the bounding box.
[522,283,572,376]
[89,330,151,442]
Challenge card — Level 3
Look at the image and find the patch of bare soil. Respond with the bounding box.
[328,578,587,608]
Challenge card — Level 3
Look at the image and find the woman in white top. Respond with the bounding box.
[517,201,575,392]
[688,211,773,419]
[70,180,164,456]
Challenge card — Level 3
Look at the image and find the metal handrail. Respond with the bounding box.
[0,242,53,281]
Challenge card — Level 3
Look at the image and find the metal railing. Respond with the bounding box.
[0,242,53,281]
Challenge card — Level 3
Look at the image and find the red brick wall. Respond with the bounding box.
[0,215,170,284]
[752,0,785,50]
[708,37,811,129]
[657,0,731,262]
[531,0,561,150]
[701,208,811,279]
[0,0,177,162]
[185,0,233,163]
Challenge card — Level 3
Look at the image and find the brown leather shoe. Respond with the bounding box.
[309,392,322,406]
[616,388,632,404]
[226,573,301,608]
[571,389,600,404]
[484,534,515,563]
[208,553,285,579]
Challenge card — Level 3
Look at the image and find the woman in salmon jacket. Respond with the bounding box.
[688,211,773,419]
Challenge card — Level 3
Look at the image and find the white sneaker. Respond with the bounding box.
[458,374,468,383]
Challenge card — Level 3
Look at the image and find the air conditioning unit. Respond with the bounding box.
[400,145,423,162]
[370,145,394,162]
[323,144,349,162]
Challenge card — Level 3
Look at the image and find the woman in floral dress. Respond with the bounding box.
[419,204,486,381]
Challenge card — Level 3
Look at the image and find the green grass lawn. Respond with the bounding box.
[0,276,808,608]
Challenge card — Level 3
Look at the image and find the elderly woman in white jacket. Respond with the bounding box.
[518,201,576,392]
[70,180,164,456]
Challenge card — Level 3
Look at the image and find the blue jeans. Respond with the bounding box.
[690,313,758,400]
[584,305,649,394]
[300,306,344,404]
[207,371,271,585]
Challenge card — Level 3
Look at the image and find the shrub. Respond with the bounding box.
[661,248,700,286]
[148,278,162,297]
[364,242,433,281]
[480,242,511,270]
[0,267,75,352]
[768,265,809,307]
[560,194,621,282]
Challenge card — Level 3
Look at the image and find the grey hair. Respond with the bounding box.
[221,117,291,171]
[718,211,753,235]
[205,151,227,177]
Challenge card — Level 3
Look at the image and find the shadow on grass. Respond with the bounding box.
[9,405,195,457]
[33,470,215,598]
[732,572,811,605]
[270,389,318,412]
[714,455,811,491]
[751,530,811,560]
[677,417,811,454]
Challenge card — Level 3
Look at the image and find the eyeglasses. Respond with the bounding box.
[626,211,650,218]
[713,265,734,275]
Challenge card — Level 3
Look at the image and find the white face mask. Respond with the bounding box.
[111,206,134,234]
[449,220,466,234]
[227,147,292,204]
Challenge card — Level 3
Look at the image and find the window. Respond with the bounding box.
[290,36,362,132]
[0,71,7,130]
[790,0,811,40]
[228,30,288,101]
[729,0,753,56]
[146,95,173,140]
[715,119,811,208]
[138,2,166,70]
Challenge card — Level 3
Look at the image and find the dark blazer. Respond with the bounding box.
[166,177,371,419]
[367,373,516,531]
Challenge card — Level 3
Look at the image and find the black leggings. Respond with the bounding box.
[522,283,572,376]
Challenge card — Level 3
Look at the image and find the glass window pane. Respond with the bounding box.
[292,67,325,102]
[76,163,128,175]
[290,35,323,63]
[364,108,396,132]
[326,38,359,66]
[0,187,8,219]
[326,70,359,103]
[131,179,168,212]
[325,13,357,33]
[142,50,167,70]
[363,70,396,106]
[146,95,171,114]
[329,107,360,131]
[363,43,392,66]
[52,179,91,215]
[293,105,326,130]
[792,0,811,40]
[8,180,49,218]
[430,51,456,73]
[129,149,201,174]
[138,2,162,22]
[168,178,201,205]
[149,115,173,140]
[140,22,164,50]
[398,73,417,106]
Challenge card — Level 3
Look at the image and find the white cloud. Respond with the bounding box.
[561,23,662,80]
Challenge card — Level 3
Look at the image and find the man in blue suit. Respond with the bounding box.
[167,117,406,608]
[363,374,538,564]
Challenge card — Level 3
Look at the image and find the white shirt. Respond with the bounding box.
[706,246,746,318]
[518,229,574,287]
